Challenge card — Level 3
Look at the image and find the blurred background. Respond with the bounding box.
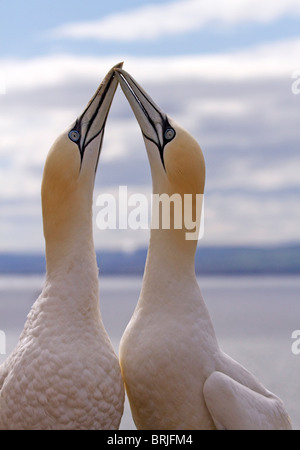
[0,0,300,429]
[0,0,300,255]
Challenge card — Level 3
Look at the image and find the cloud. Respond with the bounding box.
[50,0,300,42]
[0,38,299,250]
[203,191,300,246]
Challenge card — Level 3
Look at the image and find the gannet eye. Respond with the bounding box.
[164,128,175,141]
[68,130,80,142]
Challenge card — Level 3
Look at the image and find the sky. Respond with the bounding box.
[0,0,300,253]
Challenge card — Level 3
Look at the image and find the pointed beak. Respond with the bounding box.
[70,62,123,162]
[114,68,175,169]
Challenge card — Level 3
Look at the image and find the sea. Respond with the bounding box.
[0,274,299,430]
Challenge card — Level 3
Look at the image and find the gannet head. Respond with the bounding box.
[115,69,205,243]
[42,63,122,248]
[115,69,205,197]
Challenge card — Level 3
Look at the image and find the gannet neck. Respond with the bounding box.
[43,194,94,274]
[41,183,102,319]
[46,228,98,304]
[0,64,125,431]
[149,227,196,273]
[137,229,198,314]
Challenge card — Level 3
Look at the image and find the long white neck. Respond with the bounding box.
[139,227,199,310]
[42,201,101,320]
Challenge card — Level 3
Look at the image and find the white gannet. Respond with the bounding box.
[115,68,292,430]
[0,64,124,430]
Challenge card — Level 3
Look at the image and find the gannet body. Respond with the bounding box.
[0,64,124,430]
[116,69,292,430]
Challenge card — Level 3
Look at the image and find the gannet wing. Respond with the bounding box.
[203,371,292,430]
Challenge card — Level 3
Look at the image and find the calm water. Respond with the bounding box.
[0,275,299,430]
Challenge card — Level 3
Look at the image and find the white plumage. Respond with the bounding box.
[116,68,292,430]
[0,64,124,430]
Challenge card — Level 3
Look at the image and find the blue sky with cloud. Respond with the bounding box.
[2,0,300,56]
[0,0,300,252]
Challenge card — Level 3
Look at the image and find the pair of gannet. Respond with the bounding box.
[0,64,124,429]
[114,70,293,430]
[0,61,292,430]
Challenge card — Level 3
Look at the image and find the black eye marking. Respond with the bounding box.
[68,130,80,142]
[164,128,176,141]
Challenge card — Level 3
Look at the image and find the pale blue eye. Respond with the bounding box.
[68,130,80,142]
[164,128,175,141]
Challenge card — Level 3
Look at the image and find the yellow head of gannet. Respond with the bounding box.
[116,68,292,430]
[116,68,204,238]
[0,64,124,430]
[115,69,206,262]
[42,64,121,271]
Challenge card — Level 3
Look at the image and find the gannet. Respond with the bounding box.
[0,64,124,430]
[115,68,292,430]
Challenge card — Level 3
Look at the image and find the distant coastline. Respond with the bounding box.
[1,244,300,275]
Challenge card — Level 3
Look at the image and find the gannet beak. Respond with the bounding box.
[69,62,123,167]
[115,68,175,169]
